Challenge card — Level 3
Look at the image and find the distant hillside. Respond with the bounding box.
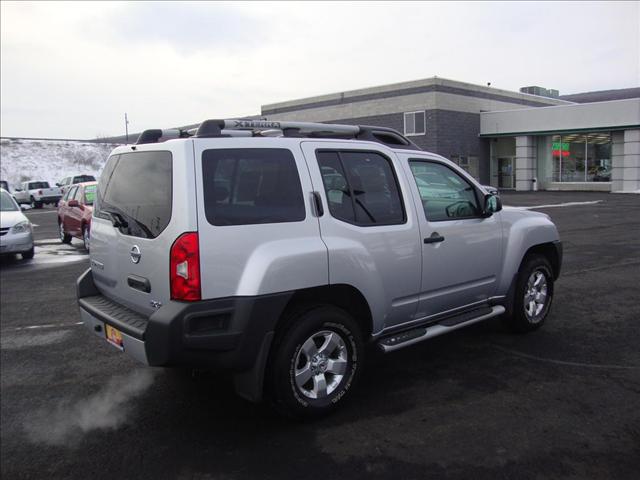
[0,138,119,189]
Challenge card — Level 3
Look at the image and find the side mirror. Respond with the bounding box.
[68,199,79,207]
[483,194,502,217]
[56,183,61,187]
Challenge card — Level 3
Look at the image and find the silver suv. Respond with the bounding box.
[77,120,562,417]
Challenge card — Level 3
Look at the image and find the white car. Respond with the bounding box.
[0,188,34,259]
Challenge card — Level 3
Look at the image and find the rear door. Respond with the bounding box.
[300,141,423,331]
[89,141,197,316]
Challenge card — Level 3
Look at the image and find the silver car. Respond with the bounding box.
[78,119,561,418]
[0,188,34,259]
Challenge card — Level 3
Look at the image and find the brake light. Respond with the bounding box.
[38,190,43,195]
[170,232,201,301]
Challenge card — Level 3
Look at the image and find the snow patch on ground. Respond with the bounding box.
[0,138,119,188]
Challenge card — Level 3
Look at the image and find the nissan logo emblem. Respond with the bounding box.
[130,245,141,264]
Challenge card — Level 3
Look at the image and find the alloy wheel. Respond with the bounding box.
[294,330,348,399]
[524,270,549,322]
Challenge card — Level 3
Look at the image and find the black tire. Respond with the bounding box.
[58,220,72,244]
[30,197,42,209]
[82,225,90,251]
[21,247,34,260]
[267,305,364,418]
[509,254,554,333]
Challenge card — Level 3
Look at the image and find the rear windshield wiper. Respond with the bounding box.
[102,210,128,229]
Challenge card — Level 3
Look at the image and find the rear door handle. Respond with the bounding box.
[424,233,445,244]
[312,191,324,217]
[127,275,151,293]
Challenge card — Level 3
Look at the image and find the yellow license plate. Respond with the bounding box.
[105,324,124,351]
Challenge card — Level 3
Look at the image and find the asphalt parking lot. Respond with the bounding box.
[1,192,639,479]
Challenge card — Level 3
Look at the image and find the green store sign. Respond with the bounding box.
[552,142,570,151]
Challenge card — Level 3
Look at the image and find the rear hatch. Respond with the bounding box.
[89,141,197,317]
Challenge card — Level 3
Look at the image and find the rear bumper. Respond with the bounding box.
[76,268,292,371]
[35,196,61,203]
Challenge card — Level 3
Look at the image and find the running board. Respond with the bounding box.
[378,305,505,353]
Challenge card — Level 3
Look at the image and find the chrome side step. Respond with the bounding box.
[378,305,505,353]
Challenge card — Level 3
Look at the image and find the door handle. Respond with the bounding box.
[312,191,324,217]
[424,233,445,244]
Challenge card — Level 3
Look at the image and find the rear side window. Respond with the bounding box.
[73,175,95,184]
[317,150,405,226]
[202,148,305,226]
[95,151,172,239]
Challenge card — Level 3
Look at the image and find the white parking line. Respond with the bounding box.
[517,200,603,210]
[12,321,84,331]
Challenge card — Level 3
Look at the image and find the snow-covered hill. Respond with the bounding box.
[0,138,120,189]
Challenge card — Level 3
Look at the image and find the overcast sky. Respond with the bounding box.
[1,1,638,139]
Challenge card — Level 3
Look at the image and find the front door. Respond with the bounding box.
[399,154,503,320]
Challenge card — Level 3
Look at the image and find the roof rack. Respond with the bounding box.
[135,128,191,144]
[137,119,421,150]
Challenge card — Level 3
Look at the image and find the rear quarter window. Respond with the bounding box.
[202,148,305,226]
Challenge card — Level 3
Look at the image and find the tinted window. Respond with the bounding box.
[28,182,49,189]
[84,184,96,205]
[409,161,480,221]
[317,152,355,223]
[96,151,172,239]
[1,181,9,190]
[67,186,78,202]
[73,175,95,184]
[202,148,305,226]
[318,150,404,225]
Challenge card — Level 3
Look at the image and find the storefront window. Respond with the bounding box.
[550,132,610,182]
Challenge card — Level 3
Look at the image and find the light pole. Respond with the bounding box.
[125,113,130,144]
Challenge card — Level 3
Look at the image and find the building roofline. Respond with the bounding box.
[262,76,572,112]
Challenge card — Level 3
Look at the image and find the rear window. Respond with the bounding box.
[28,182,49,189]
[95,151,172,239]
[73,175,96,184]
[202,148,305,226]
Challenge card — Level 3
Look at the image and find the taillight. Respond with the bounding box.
[170,232,201,301]
[38,190,43,195]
